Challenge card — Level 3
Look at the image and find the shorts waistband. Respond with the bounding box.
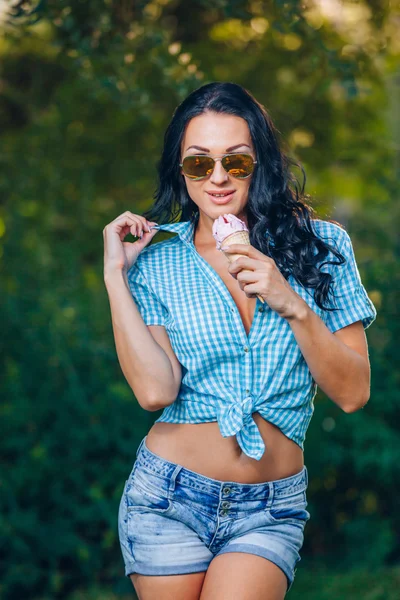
[134,436,308,500]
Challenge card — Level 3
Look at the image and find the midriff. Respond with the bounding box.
[145,414,304,483]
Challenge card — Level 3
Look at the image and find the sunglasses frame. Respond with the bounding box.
[179,152,258,180]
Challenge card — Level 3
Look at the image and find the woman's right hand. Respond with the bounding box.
[103,211,159,280]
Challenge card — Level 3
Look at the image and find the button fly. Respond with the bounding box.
[222,487,231,495]
[221,501,231,508]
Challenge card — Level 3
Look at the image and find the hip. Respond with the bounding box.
[118,437,310,590]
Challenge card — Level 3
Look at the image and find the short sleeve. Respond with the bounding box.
[127,263,169,327]
[325,231,377,333]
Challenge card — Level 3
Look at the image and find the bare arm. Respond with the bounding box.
[103,211,181,411]
[105,271,181,411]
[287,302,371,412]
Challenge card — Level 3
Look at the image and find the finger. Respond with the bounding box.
[119,212,146,236]
[109,213,147,236]
[221,243,253,254]
[110,212,137,225]
[130,223,141,237]
[125,218,143,238]
[221,243,269,262]
[138,223,159,238]
[105,214,136,235]
[116,215,148,238]
[135,221,146,238]
[242,282,262,296]
[236,269,259,283]
[125,212,153,233]
[228,257,260,274]
[108,214,139,229]
[106,215,145,241]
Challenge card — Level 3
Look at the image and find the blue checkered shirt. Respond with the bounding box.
[127,218,377,460]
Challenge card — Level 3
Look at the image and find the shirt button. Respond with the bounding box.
[243,346,249,353]
[258,307,264,313]
[245,388,250,393]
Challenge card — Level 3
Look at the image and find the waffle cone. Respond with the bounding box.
[221,230,265,304]
[220,230,250,262]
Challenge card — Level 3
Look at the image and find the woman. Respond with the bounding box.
[103,82,377,600]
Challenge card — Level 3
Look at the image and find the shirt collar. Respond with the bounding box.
[150,220,196,246]
[150,219,274,247]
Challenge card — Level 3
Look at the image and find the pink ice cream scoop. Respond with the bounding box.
[212,214,249,250]
[212,213,265,304]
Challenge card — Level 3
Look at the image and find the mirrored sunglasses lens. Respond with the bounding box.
[222,154,254,178]
[182,156,214,179]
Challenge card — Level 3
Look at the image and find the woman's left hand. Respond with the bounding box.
[222,243,305,321]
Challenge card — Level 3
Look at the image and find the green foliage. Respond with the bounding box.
[291,564,400,599]
[0,1,399,598]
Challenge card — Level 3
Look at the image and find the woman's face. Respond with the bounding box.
[180,112,256,225]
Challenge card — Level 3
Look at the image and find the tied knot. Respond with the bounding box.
[216,394,266,461]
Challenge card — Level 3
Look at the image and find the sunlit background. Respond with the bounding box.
[1,1,399,599]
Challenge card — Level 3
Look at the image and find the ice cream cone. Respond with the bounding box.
[221,231,265,304]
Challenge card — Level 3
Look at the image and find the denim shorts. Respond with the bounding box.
[118,436,310,592]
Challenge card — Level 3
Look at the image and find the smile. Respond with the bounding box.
[206,191,235,204]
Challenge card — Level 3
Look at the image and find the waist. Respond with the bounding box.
[146,415,304,483]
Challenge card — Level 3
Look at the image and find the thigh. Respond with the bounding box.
[199,553,287,600]
[131,571,207,600]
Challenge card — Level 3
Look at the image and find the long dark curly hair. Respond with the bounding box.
[142,81,346,312]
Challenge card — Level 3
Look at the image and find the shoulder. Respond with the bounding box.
[309,218,350,252]
[131,236,185,293]
[307,219,355,279]
[134,236,182,272]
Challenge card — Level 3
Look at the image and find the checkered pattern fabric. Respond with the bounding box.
[127,218,377,460]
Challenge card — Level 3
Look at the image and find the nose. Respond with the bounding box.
[209,158,229,184]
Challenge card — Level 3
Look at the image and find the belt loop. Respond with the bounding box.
[265,481,274,509]
[136,436,146,457]
[168,464,183,496]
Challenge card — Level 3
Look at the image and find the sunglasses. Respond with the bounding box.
[179,153,257,180]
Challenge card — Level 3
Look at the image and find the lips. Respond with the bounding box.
[207,190,235,196]
[207,191,235,204]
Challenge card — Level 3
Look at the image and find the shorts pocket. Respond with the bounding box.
[126,466,173,514]
[267,490,310,526]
